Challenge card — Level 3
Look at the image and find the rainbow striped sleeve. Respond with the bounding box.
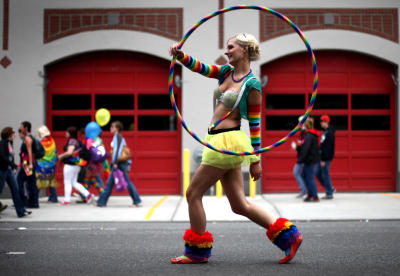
[176,51,221,79]
[248,104,261,158]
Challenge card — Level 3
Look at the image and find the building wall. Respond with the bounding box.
[1,0,399,190]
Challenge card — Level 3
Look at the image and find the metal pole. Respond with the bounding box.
[183,149,190,197]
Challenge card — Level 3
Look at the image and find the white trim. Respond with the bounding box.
[259,29,400,66]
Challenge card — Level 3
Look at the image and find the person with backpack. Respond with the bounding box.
[17,121,40,208]
[97,120,141,207]
[0,127,32,217]
[58,126,93,205]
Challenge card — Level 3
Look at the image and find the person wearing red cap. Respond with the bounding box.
[316,115,336,199]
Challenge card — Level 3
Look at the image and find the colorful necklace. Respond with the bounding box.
[231,69,252,83]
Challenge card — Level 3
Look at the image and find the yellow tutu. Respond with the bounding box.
[201,130,260,169]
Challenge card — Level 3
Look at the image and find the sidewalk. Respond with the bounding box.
[0,193,399,222]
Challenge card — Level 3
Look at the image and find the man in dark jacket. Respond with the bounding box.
[316,115,336,199]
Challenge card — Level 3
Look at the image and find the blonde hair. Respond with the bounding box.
[304,117,314,129]
[37,125,51,138]
[233,33,260,61]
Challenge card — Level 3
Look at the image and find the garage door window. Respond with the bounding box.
[352,115,390,130]
[315,115,348,130]
[138,115,176,131]
[352,94,390,109]
[95,94,134,110]
[139,94,177,109]
[52,115,91,131]
[52,94,91,110]
[266,94,304,109]
[314,94,347,109]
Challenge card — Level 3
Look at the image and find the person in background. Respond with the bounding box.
[81,131,108,201]
[17,121,39,208]
[297,117,320,202]
[291,116,307,198]
[36,125,58,203]
[96,120,141,207]
[316,115,336,199]
[0,127,32,217]
[73,129,107,203]
[58,126,93,205]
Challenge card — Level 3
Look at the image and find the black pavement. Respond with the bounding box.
[1,221,400,275]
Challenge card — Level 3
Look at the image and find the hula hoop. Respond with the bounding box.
[168,5,318,156]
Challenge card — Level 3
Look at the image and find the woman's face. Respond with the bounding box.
[18,125,26,139]
[224,39,246,65]
[9,131,15,141]
[110,124,117,134]
[65,131,70,138]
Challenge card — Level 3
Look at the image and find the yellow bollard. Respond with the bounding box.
[216,180,223,198]
[183,149,190,198]
[249,175,256,198]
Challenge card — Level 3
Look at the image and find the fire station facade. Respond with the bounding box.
[1,0,399,194]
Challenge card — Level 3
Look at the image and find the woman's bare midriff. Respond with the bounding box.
[210,102,241,130]
[210,74,244,130]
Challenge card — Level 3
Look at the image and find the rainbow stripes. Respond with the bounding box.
[35,136,58,188]
[68,151,87,167]
[168,5,318,156]
[103,160,110,180]
[267,218,302,252]
[177,52,220,78]
[248,104,261,156]
[81,176,104,194]
[182,229,213,261]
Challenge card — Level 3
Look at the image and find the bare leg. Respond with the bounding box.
[186,164,227,234]
[221,168,275,229]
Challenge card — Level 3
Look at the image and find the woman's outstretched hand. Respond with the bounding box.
[169,43,182,57]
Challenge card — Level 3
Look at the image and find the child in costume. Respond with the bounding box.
[169,33,302,264]
[76,136,108,201]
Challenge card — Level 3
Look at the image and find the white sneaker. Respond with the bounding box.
[85,193,94,204]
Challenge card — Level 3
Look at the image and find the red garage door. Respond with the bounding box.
[261,51,396,192]
[46,51,182,195]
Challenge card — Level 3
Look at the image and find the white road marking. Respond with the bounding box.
[0,227,117,231]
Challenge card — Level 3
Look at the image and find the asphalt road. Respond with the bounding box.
[0,221,399,276]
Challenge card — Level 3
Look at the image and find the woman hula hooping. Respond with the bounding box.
[169,33,303,264]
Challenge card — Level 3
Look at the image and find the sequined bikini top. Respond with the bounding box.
[209,76,256,131]
[214,89,239,108]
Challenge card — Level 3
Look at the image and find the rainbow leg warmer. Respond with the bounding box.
[171,229,213,263]
[183,229,213,260]
[267,218,303,264]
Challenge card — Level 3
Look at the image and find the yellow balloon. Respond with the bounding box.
[95,108,111,126]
